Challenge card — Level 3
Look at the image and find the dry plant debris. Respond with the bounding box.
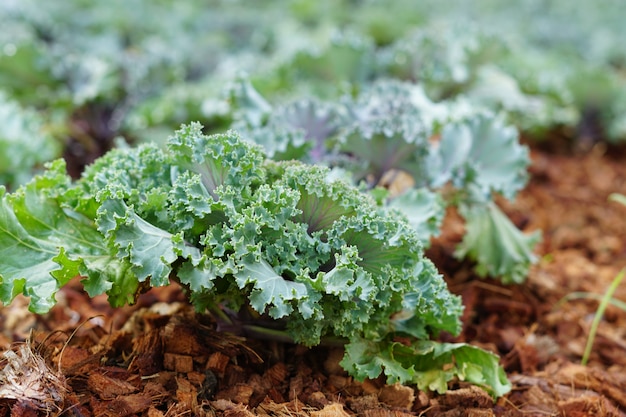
[0,343,67,414]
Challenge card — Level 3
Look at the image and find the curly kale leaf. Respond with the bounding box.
[0,160,133,312]
[341,338,511,398]
[337,80,451,186]
[168,123,266,200]
[230,78,345,163]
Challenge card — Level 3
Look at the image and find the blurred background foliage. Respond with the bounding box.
[0,0,625,187]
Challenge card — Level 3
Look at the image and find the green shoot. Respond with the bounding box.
[570,192,626,365]
[556,292,626,312]
[609,193,626,206]
[581,268,625,366]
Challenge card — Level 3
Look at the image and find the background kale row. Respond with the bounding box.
[1,0,625,189]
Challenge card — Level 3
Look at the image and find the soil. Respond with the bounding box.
[2,139,626,416]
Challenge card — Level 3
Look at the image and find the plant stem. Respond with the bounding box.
[242,324,347,347]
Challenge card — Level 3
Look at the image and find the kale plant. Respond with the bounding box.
[0,123,510,397]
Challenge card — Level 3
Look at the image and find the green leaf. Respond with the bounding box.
[332,213,419,278]
[0,173,112,312]
[418,342,511,398]
[387,188,445,243]
[341,338,415,383]
[0,92,60,189]
[282,164,359,234]
[286,31,376,96]
[97,199,178,287]
[168,123,265,200]
[430,112,530,200]
[341,338,511,398]
[228,77,273,127]
[381,25,488,100]
[80,257,138,308]
[234,258,309,319]
[456,202,541,284]
[234,97,342,163]
[609,193,626,207]
[392,259,464,338]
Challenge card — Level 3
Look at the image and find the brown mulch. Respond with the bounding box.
[2,141,626,416]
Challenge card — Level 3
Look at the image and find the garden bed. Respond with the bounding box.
[1,140,625,416]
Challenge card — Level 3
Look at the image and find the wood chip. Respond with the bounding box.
[212,399,257,417]
[87,371,138,399]
[207,351,230,375]
[90,393,152,417]
[310,403,351,417]
[377,383,415,410]
[163,352,194,373]
[216,383,255,405]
